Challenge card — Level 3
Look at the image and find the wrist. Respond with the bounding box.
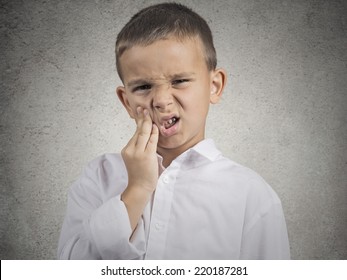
[121,184,153,206]
[127,180,157,193]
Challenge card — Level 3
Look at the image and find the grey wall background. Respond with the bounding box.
[0,0,346,259]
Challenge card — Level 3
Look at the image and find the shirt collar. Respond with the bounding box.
[189,138,221,162]
[157,138,221,171]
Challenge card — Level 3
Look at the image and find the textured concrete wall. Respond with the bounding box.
[0,0,346,259]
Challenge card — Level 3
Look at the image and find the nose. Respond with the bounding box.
[152,84,174,112]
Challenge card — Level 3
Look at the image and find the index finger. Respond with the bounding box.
[135,108,154,151]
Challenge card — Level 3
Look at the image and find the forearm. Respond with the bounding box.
[121,185,154,232]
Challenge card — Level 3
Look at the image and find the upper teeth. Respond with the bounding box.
[168,117,176,124]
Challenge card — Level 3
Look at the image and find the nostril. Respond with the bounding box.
[153,101,173,111]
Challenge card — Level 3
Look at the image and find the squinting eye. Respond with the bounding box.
[172,79,189,85]
[134,84,151,92]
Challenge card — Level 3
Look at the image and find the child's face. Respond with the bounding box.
[117,36,225,153]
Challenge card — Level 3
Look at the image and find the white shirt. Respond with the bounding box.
[57,139,290,259]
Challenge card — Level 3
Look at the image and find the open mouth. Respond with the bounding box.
[158,115,180,137]
[164,116,179,129]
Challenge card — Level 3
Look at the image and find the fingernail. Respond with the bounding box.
[136,107,141,114]
[143,109,149,116]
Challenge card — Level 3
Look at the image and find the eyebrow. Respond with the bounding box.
[126,79,152,88]
[126,72,196,88]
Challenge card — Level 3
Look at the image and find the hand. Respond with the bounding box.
[120,107,159,232]
[121,106,159,192]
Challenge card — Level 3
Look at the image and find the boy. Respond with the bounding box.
[57,3,290,259]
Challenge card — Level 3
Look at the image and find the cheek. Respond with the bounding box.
[128,96,152,111]
[189,87,211,109]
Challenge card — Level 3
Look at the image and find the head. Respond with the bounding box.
[115,2,217,80]
[116,3,226,158]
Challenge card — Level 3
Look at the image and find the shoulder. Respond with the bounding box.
[214,154,282,212]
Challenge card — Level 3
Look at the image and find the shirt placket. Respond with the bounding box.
[144,162,179,259]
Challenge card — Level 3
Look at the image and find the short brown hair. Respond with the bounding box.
[115,2,217,80]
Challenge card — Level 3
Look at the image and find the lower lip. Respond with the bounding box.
[160,120,179,137]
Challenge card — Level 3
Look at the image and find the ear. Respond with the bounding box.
[209,68,227,104]
[116,86,135,119]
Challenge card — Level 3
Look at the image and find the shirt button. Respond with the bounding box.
[162,176,169,184]
[155,223,162,230]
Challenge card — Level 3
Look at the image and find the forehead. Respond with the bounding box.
[119,36,207,82]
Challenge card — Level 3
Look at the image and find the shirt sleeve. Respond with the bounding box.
[239,200,290,259]
[57,157,146,259]
[234,168,290,260]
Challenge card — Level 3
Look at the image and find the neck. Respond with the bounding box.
[157,146,184,168]
[157,137,205,168]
